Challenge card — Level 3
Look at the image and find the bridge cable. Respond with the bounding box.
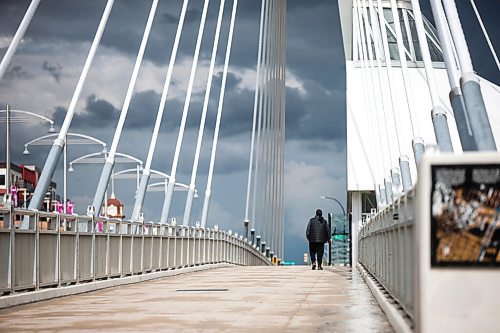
[26,0,115,218]
[271,1,283,255]
[428,0,476,152]
[361,0,396,202]
[388,0,426,166]
[244,0,266,237]
[263,0,276,251]
[355,0,388,205]
[200,0,239,227]
[374,0,413,192]
[92,0,159,215]
[410,0,454,153]
[0,0,41,80]
[251,0,271,241]
[469,0,500,73]
[183,0,227,227]
[279,0,286,259]
[352,0,380,204]
[161,0,211,224]
[131,0,190,221]
[256,0,272,246]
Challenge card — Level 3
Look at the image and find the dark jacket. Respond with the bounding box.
[306,216,330,243]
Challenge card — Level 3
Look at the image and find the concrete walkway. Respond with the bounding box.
[0,266,393,332]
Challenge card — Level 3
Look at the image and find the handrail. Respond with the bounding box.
[0,207,271,296]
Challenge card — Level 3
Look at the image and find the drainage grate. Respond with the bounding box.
[176,289,229,292]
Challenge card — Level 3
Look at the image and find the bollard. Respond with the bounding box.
[412,137,425,166]
[461,76,497,150]
[449,88,476,151]
[399,155,413,192]
[385,178,393,205]
[243,219,249,240]
[432,106,454,152]
[250,228,255,245]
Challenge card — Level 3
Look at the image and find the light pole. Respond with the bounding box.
[320,195,346,216]
[1,107,55,202]
[320,195,347,266]
[24,133,106,213]
[69,151,143,216]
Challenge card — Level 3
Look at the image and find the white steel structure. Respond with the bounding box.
[338,0,500,264]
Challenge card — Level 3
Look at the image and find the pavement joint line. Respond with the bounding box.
[357,263,413,333]
[0,263,233,310]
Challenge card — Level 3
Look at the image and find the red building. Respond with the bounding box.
[0,162,57,210]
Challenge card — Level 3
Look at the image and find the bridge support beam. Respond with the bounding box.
[440,0,497,151]
[449,88,476,151]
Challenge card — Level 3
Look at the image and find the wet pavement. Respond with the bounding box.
[0,266,393,332]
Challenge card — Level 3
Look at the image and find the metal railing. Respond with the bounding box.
[0,207,269,295]
[358,189,416,320]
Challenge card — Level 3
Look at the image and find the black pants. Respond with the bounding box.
[309,242,325,265]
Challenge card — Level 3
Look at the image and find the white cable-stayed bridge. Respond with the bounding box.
[1,0,500,331]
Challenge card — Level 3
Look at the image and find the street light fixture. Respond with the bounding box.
[320,195,346,216]
[69,151,143,217]
[1,106,56,200]
[320,195,348,266]
[24,132,107,213]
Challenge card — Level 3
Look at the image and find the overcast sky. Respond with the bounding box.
[0,0,499,263]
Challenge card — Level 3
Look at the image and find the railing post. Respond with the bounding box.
[34,210,39,291]
[105,218,110,278]
[75,215,80,283]
[118,220,123,277]
[91,214,96,281]
[57,213,61,287]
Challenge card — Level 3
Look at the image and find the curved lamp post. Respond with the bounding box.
[69,151,143,216]
[24,133,106,213]
[1,107,55,201]
[320,195,346,216]
[145,169,197,223]
[320,195,348,266]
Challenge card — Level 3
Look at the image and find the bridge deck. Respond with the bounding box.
[0,266,392,332]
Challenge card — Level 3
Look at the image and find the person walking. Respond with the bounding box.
[306,209,330,270]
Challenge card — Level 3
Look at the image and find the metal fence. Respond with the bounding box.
[358,189,416,320]
[0,207,269,295]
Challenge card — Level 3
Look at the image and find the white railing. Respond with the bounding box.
[358,189,416,320]
[0,207,269,295]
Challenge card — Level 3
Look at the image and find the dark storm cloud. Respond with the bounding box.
[122,71,249,136]
[285,83,345,142]
[53,94,119,129]
[0,0,262,71]
[2,64,30,80]
[42,61,62,83]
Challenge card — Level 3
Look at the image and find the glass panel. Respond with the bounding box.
[0,175,5,186]
[407,12,422,61]
[423,15,441,44]
[428,36,444,62]
[406,10,444,62]
[383,8,400,61]
[398,8,411,59]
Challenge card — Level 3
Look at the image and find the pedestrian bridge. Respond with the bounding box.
[0,264,392,332]
[1,0,500,332]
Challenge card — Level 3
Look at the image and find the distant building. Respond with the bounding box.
[0,162,57,210]
[103,193,125,219]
